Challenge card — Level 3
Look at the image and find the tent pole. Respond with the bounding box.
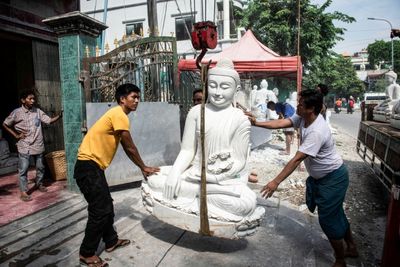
[296,0,301,94]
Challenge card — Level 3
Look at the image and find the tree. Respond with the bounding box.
[367,39,400,76]
[239,0,362,97]
[303,54,364,98]
[240,0,354,67]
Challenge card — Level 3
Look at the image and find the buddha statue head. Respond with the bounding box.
[208,58,241,109]
[273,87,279,96]
[260,79,268,89]
[385,70,397,84]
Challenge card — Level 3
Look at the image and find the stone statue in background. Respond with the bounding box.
[250,85,258,108]
[142,58,265,238]
[272,87,279,98]
[286,91,297,110]
[259,79,278,104]
[236,79,252,110]
[374,71,400,122]
[249,80,279,121]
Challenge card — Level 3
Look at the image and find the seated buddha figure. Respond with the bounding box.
[374,71,400,121]
[141,58,265,238]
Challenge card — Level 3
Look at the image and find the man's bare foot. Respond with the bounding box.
[344,246,359,258]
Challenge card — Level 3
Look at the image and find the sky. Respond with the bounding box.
[312,0,400,55]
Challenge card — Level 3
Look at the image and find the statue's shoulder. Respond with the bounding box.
[233,107,250,122]
[187,104,201,116]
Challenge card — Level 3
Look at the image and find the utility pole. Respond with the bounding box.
[147,0,158,37]
[368,17,394,71]
[147,0,159,101]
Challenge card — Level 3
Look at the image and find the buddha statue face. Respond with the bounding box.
[208,74,237,108]
[385,71,397,84]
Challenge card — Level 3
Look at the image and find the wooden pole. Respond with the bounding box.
[199,64,211,235]
[296,0,301,94]
[147,0,158,37]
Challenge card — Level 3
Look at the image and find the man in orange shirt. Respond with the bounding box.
[74,83,159,267]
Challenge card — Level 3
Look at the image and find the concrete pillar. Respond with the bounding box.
[43,11,107,192]
[223,0,230,40]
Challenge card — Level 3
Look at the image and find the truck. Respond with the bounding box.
[356,101,400,267]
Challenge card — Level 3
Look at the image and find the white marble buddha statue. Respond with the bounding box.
[142,58,265,238]
[373,71,400,121]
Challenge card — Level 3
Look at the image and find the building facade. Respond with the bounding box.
[80,0,247,57]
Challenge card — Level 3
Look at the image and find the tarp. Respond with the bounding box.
[178,30,302,80]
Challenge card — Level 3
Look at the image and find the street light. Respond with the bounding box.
[368,17,394,71]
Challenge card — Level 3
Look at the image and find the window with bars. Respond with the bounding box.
[175,17,194,41]
[126,22,143,36]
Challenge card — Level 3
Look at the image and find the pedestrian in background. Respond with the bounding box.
[74,83,159,267]
[246,89,358,267]
[192,89,203,106]
[266,101,295,155]
[2,89,62,202]
[347,96,354,114]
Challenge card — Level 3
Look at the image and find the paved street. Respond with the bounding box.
[0,187,348,267]
[329,109,361,139]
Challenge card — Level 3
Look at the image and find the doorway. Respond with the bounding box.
[0,31,34,152]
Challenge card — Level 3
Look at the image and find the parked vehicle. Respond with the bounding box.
[363,92,387,105]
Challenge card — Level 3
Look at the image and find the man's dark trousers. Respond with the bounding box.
[74,160,118,257]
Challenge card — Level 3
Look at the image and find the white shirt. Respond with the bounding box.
[290,114,343,179]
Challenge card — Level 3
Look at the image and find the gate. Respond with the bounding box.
[82,36,178,103]
[80,36,182,184]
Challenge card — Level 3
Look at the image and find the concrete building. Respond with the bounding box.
[343,50,389,91]
[80,0,247,57]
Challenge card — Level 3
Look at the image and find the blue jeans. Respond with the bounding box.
[18,153,45,192]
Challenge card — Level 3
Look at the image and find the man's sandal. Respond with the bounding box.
[105,239,131,252]
[20,195,32,202]
[79,255,108,267]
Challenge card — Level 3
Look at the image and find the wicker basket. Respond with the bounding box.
[45,150,67,181]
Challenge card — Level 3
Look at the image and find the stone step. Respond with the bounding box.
[0,192,81,240]
[0,195,86,248]
[0,205,87,265]
[0,188,150,266]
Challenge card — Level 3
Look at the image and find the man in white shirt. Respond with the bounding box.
[246,89,358,267]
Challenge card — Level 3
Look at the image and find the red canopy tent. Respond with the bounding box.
[178,30,302,83]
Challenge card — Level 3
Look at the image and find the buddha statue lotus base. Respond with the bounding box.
[141,179,265,239]
[390,114,400,130]
[373,110,390,122]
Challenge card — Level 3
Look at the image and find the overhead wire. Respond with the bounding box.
[93,0,98,20]
[174,0,196,53]
[213,0,216,23]
[161,1,168,35]
[205,0,207,21]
